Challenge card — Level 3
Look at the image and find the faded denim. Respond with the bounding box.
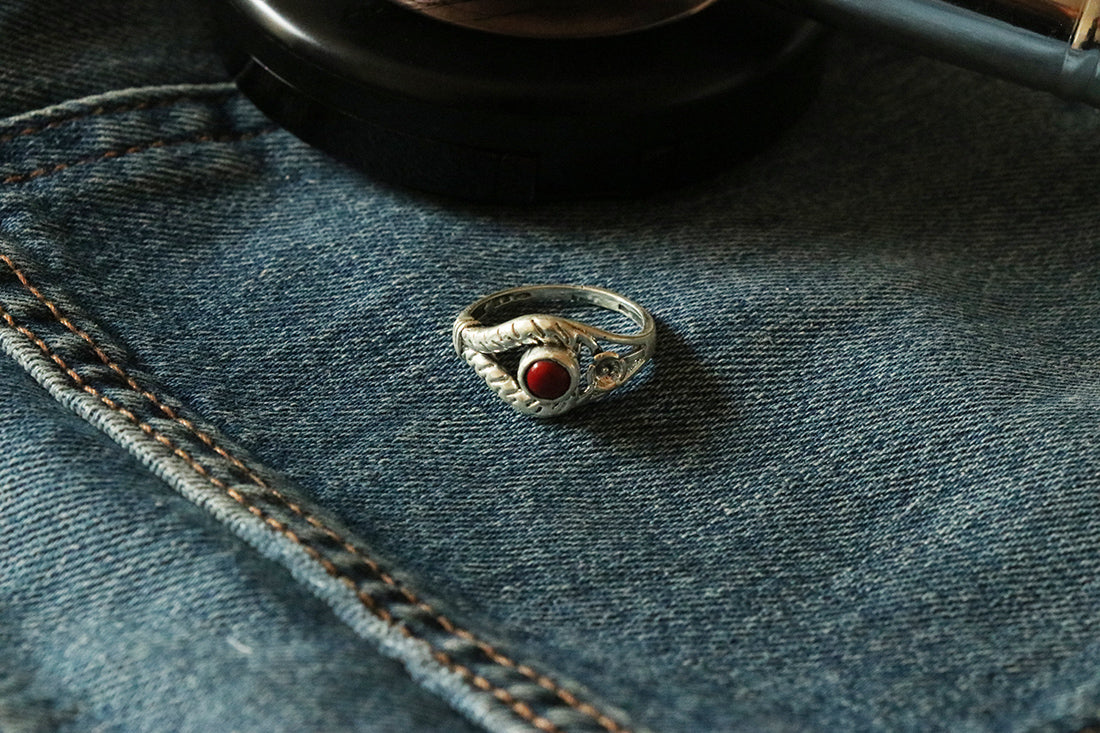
[1,1,1099,732]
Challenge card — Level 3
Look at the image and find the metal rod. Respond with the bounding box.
[769,0,1100,104]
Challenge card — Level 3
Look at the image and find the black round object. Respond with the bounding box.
[213,0,825,202]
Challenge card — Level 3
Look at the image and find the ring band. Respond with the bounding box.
[453,285,656,417]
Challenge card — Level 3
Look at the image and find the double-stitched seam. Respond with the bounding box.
[0,119,630,732]
[1,127,277,186]
[0,261,624,733]
[0,252,627,732]
[0,88,238,146]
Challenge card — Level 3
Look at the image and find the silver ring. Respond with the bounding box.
[453,285,656,417]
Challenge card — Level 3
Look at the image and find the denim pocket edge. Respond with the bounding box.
[0,85,640,733]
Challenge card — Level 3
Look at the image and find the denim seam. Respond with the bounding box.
[0,87,238,146]
[1,127,277,186]
[0,252,630,731]
[0,131,633,733]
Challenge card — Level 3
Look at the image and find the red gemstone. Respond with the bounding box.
[524,359,572,400]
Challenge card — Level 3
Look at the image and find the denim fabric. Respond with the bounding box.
[0,1,224,118]
[0,351,481,733]
[3,1,1100,732]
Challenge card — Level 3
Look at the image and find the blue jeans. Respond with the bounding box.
[1,2,1099,732]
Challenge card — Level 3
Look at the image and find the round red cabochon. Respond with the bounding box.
[524,359,572,400]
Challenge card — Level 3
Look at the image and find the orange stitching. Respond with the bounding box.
[0,90,237,146]
[0,259,629,733]
[1,128,275,186]
[432,651,560,733]
[0,255,629,733]
[0,301,565,733]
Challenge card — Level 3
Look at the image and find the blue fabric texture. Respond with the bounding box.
[0,350,483,733]
[2,1,1100,732]
[0,1,224,118]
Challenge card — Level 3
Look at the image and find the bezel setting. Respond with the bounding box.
[518,346,580,402]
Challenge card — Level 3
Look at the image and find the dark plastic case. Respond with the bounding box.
[214,0,825,202]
